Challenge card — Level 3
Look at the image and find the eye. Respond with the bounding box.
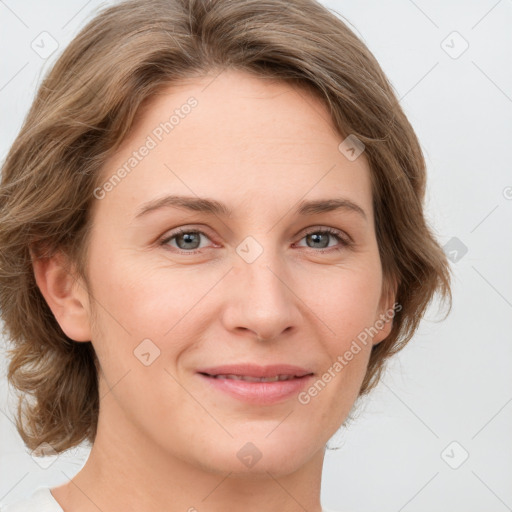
[294,227,351,252]
[160,228,213,254]
[159,226,351,255]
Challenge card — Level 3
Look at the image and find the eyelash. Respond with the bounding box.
[159,226,352,255]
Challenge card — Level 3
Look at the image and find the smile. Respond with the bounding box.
[196,364,314,404]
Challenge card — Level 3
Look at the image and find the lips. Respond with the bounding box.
[196,364,314,404]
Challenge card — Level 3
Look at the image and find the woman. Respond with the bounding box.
[0,0,451,510]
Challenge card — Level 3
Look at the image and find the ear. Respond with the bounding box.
[372,276,399,346]
[30,247,92,342]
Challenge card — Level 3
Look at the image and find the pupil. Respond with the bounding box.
[179,232,199,249]
[309,233,328,248]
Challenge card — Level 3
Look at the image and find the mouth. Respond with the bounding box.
[196,364,314,404]
[203,374,303,382]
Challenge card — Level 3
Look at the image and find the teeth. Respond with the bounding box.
[214,374,296,382]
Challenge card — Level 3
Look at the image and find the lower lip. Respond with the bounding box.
[198,374,314,404]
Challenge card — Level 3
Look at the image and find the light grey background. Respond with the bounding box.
[1,1,511,511]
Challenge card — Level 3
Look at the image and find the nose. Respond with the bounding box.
[220,245,303,342]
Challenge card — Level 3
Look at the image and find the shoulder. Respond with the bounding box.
[0,488,63,512]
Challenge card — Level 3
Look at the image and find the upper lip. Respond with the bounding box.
[197,364,313,378]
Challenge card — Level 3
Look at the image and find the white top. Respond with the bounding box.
[1,488,62,512]
[1,487,343,512]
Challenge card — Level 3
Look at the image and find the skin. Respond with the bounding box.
[33,69,395,512]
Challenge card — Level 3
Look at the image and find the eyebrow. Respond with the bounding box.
[134,194,367,221]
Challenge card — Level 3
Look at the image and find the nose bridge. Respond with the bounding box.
[239,235,288,305]
[225,233,300,340]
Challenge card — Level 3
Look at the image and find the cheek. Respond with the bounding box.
[87,231,383,368]
[88,248,206,337]
[306,262,383,344]
[85,249,223,388]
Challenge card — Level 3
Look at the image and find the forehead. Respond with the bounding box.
[92,69,373,222]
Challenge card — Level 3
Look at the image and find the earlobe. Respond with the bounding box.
[30,248,92,342]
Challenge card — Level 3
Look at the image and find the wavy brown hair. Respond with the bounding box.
[0,0,451,452]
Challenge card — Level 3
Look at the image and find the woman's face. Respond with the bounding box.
[71,69,394,476]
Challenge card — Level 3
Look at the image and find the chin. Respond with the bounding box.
[189,429,324,478]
